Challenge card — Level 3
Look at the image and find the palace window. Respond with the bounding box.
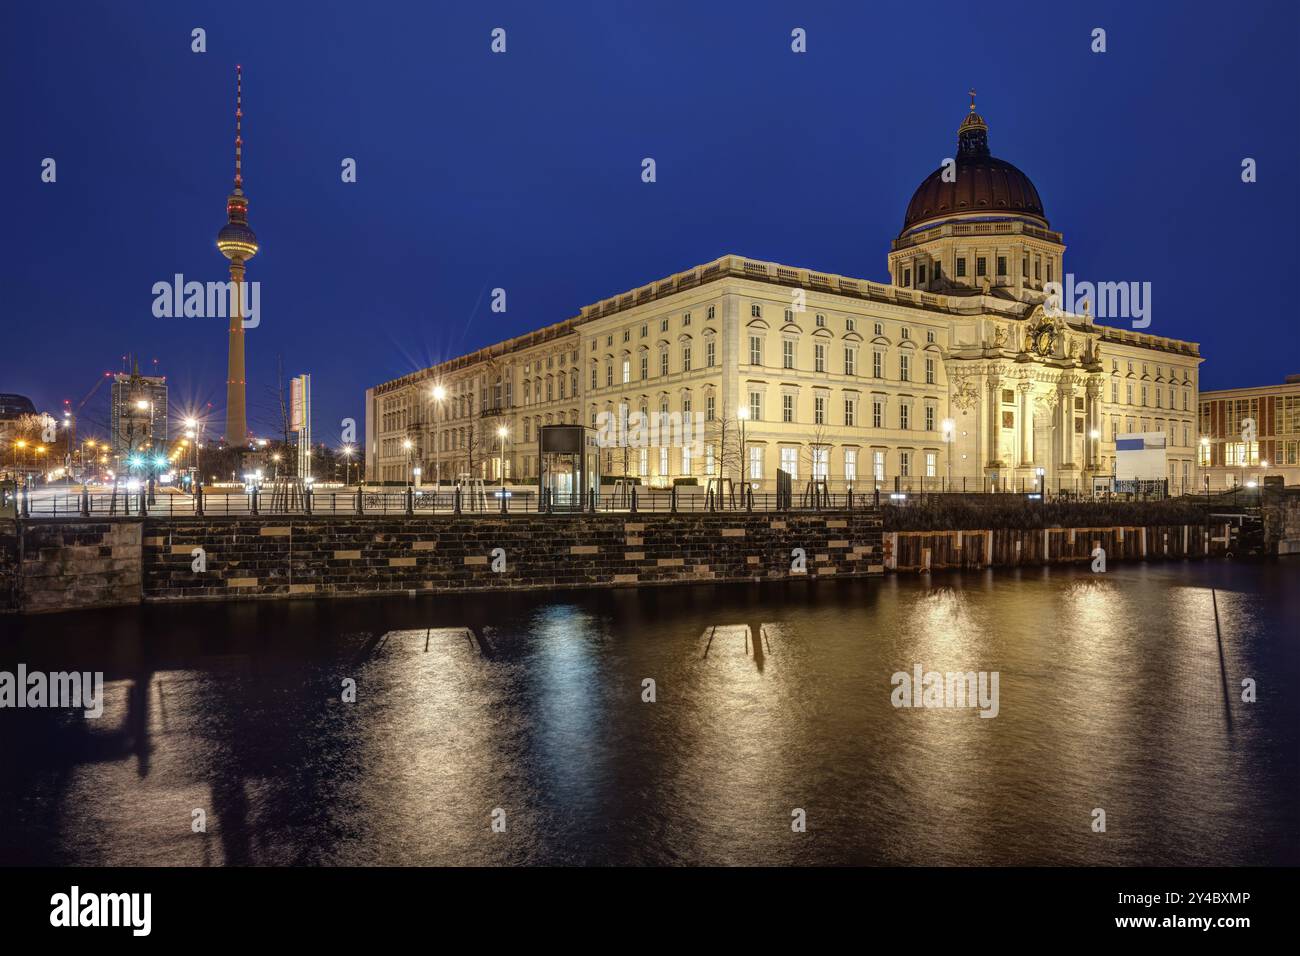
[623,330,630,343]
[660,349,669,377]
[784,309,794,323]
[900,451,911,477]
[750,335,763,365]
[903,269,911,286]
[706,394,715,421]
[780,447,798,480]
[844,448,857,482]
[751,304,762,317]
[925,405,935,431]
[784,339,795,369]
[917,264,927,285]
[872,399,883,428]
[681,446,692,476]
[683,312,691,326]
[815,343,826,372]
[682,345,691,372]
[845,398,856,426]
[814,395,826,425]
[748,446,763,480]
[707,305,715,320]
[640,354,648,380]
[899,354,910,382]
[873,350,883,378]
[925,357,935,384]
[956,258,967,277]
[925,451,937,478]
[976,257,987,277]
[874,322,883,336]
[660,318,669,333]
[845,347,856,376]
[900,404,910,430]
[846,317,856,332]
[997,256,1007,277]
[812,446,829,480]
[622,359,631,384]
[705,339,715,367]
[782,394,794,423]
[749,391,762,421]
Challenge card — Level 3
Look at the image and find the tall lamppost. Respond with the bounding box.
[496,425,508,486]
[402,438,414,487]
[737,403,749,496]
[430,385,446,486]
[941,417,955,492]
[1089,429,1101,496]
[342,444,355,486]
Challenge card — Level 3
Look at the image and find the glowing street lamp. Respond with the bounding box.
[496,425,509,486]
[941,418,956,488]
[430,385,447,485]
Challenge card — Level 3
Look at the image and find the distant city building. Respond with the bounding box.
[0,394,37,420]
[110,368,168,462]
[366,99,1203,493]
[1198,375,1300,488]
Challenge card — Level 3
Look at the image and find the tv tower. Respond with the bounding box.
[216,65,258,447]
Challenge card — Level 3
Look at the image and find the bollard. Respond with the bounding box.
[500,486,508,514]
[250,487,259,515]
[405,486,414,516]
[630,486,638,514]
[80,488,89,517]
[671,485,677,513]
[356,488,364,514]
[454,487,462,514]
[195,486,204,516]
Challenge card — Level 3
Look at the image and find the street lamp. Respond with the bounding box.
[941,417,955,491]
[341,444,355,486]
[402,438,414,487]
[737,404,749,503]
[431,385,447,486]
[496,425,508,486]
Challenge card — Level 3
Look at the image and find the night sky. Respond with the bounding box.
[6,0,1297,446]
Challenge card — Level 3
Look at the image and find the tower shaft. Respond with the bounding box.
[225,262,248,446]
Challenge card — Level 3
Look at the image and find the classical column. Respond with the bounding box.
[1085,378,1102,475]
[987,373,1001,467]
[1058,379,1076,471]
[1018,381,1033,467]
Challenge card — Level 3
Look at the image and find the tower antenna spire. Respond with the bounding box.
[234,64,244,194]
[968,87,977,112]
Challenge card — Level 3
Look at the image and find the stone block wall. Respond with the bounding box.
[3,520,143,613]
[140,511,884,602]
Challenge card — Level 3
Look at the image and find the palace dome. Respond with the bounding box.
[900,105,1047,234]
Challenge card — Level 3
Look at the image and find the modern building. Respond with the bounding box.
[109,367,168,462]
[366,99,1203,494]
[1198,375,1300,489]
[216,65,257,447]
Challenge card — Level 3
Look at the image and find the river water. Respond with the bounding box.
[1,562,1296,866]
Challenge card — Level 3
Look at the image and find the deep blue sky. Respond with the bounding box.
[5,0,1297,445]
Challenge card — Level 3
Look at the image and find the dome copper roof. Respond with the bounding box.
[901,104,1047,234]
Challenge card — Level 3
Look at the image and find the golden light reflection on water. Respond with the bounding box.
[1,565,1295,865]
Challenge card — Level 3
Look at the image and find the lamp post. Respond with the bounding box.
[403,438,414,487]
[941,417,955,492]
[1089,429,1100,496]
[342,444,355,486]
[737,404,749,501]
[496,425,508,486]
[431,385,447,486]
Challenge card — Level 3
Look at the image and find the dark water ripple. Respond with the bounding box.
[1,561,1296,866]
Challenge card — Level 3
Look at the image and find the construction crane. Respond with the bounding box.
[63,371,113,475]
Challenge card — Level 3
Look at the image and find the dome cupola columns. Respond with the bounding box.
[887,92,1065,302]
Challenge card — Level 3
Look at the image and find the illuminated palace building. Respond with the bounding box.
[367,100,1202,492]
